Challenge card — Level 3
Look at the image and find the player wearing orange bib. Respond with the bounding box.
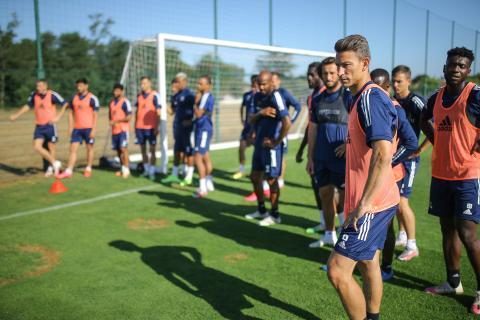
[10,79,67,176]
[421,47,480,315]
[57,78,99,179]
[135,76,162,180]
[326,35,399,320]
[109,83,132,178]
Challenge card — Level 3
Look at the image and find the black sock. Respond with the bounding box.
[270,208,279,218]
[381,264,392,274]
[258,202,267,214]
[366,312,379,320]
[447,269,461,288]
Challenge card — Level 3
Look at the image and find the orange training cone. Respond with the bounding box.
[49,179,68,193]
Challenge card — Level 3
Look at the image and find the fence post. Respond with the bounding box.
[34,0,45,79]
[391,0,397,71]
[213,0,221,142]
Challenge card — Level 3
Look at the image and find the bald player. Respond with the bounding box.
[10,79,66,176]
[244,70,291,227]
[421,47,480,314]
[327,35,399,320]
[370,68,418,281]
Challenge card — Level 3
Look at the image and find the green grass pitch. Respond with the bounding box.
[0,140,478,319]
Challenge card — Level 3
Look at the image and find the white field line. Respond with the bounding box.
[1,135,302,222]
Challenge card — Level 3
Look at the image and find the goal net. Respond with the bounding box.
[109,34,333,169]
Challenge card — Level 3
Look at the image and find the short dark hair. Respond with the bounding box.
[334,34,370,59]
[447,47,475,65]
[392,65,411,78]
[308,62,322,75]
[76,78,88,84]
[36,79,47,84]
[370,68,390,85]
[113,83,124,90]
[200,75,212,85]
[319,57,336,74]
[250,74,258,84]
[140,76,151,81]
[171,78,177,84]
[271,71,281,78]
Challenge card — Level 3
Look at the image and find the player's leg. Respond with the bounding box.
[204,152,214,192]
[161,130,182,183]
[278,138,288,188]
[147,129,157,179]
[159,119,168,174]
[245,168,268,220]
[319,184,337,243]
[233,136,247,179]
[33,138,55,165]
[194,151,207,196]
[397,196,419,261]
[381,219,396,281]
[306,175,325,234]
[85,143,94,178]
[327,252,365,319]
[181,130,195,185]
[58,141,79,178]
[259,147,282,226]
[357,251,383,318]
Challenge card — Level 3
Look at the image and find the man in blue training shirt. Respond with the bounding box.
[391,65,427,260]
[272,72,301,189]
[162,72,195,185]
[307,57,352,248]
[193,75,215,198]
[233,75,258,180]
[244,70,291,227]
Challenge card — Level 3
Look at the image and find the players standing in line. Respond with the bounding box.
[109,83,132,179]
[162,73,195,185]
[244,70,291,226]
[57,78,99,179]
[391,65,426,260]
[369,68,418,281]
[272,72,302,188]
[306,57,352,248]
[421,47,480,315]
[327,35,399,320]
[10,79,66,176]
[134,76,161,180]
[297,62,327,234]
[192,75,215,198]
[233,75,258,180]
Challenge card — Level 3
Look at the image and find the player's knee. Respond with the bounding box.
[269,179,279,193]
[327,262,344,287]
[457,224,477,246]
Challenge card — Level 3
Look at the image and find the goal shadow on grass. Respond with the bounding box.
[139,189,331,264]
[109,240,321,320]
[0,163,43,176]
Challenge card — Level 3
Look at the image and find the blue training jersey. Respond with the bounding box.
[394,92,426,139]
[392,103,418,166]
[195,92,214,130]
[241,90,256,125]
[277,87,301,123]
[172,88,195,127]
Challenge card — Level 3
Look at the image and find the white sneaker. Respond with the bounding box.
[306,223,325,234]
[53,161,62,175]
[245,211,269,220]
[45,166,54,177]
[321,232,338,246]
[206,180,215,192]
[122,169,130,179]
[259,215,281,226]
[398,247,419,261]
[425,281,463,295]
[395,235,407,247]
[308,239,324,248]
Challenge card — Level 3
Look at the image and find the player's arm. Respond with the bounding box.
[154,94,162,135]
[194,93,206,118]
[89,96,100,138]
[296,125,309,163]
[420,96,435,145]
[10,105,30,121]
[270,114,291,148]
[68,108,74,135]
[392,107,418,165]
[306,122,317,174]
[286,91,301,123]
[54,102,69,123]
[50,91,67,123]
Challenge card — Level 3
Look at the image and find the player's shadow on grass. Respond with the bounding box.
[0,163,42,176]
[139,190,331,264]
[109,240,321,320]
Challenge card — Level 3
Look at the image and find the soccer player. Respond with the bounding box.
[193,75,215,198]
[109,83,132,178]
[161,73,195,185]
[369,68,418,281]
[134,76,161,180]
[272,72,302,188]
[244,70,291,226]
[391,64,427,260]
[233,75,258,180]
[306,57,352,248]
[421,47,480,315]
[297,62,326,234]
[327,35,399,320]
[57,78,99,179]
[10,79,66,176]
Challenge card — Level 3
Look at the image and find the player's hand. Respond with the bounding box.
[262,137,274,149]
[154,128,159,136]
[89,130,96,139]
[9,114,17,121]
[343,204,372,231]
[306,158,314,175]
[296,149,304,163]
[182,119,192,127]
[335,143,346,158]
[407,148,421,159]
[260,107,277,118]
[109,120,116,126]
[470,140,480,155]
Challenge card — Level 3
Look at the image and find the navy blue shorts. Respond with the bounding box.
[314,159,346,189]
[429,177,480,223]
[399,158,419,198]
[135,128,156,146]
[240,124,252,141]
[33,124,57,143]
[334,205,398,261]
[252,144,283,178]
[173,127,193,155]
[194,128,212,155]
[112,132,129,150]
[71,128,94,144]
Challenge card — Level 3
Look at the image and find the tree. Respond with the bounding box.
[0,14,20,107]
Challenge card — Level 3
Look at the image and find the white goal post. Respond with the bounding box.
[116,33,333,170]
